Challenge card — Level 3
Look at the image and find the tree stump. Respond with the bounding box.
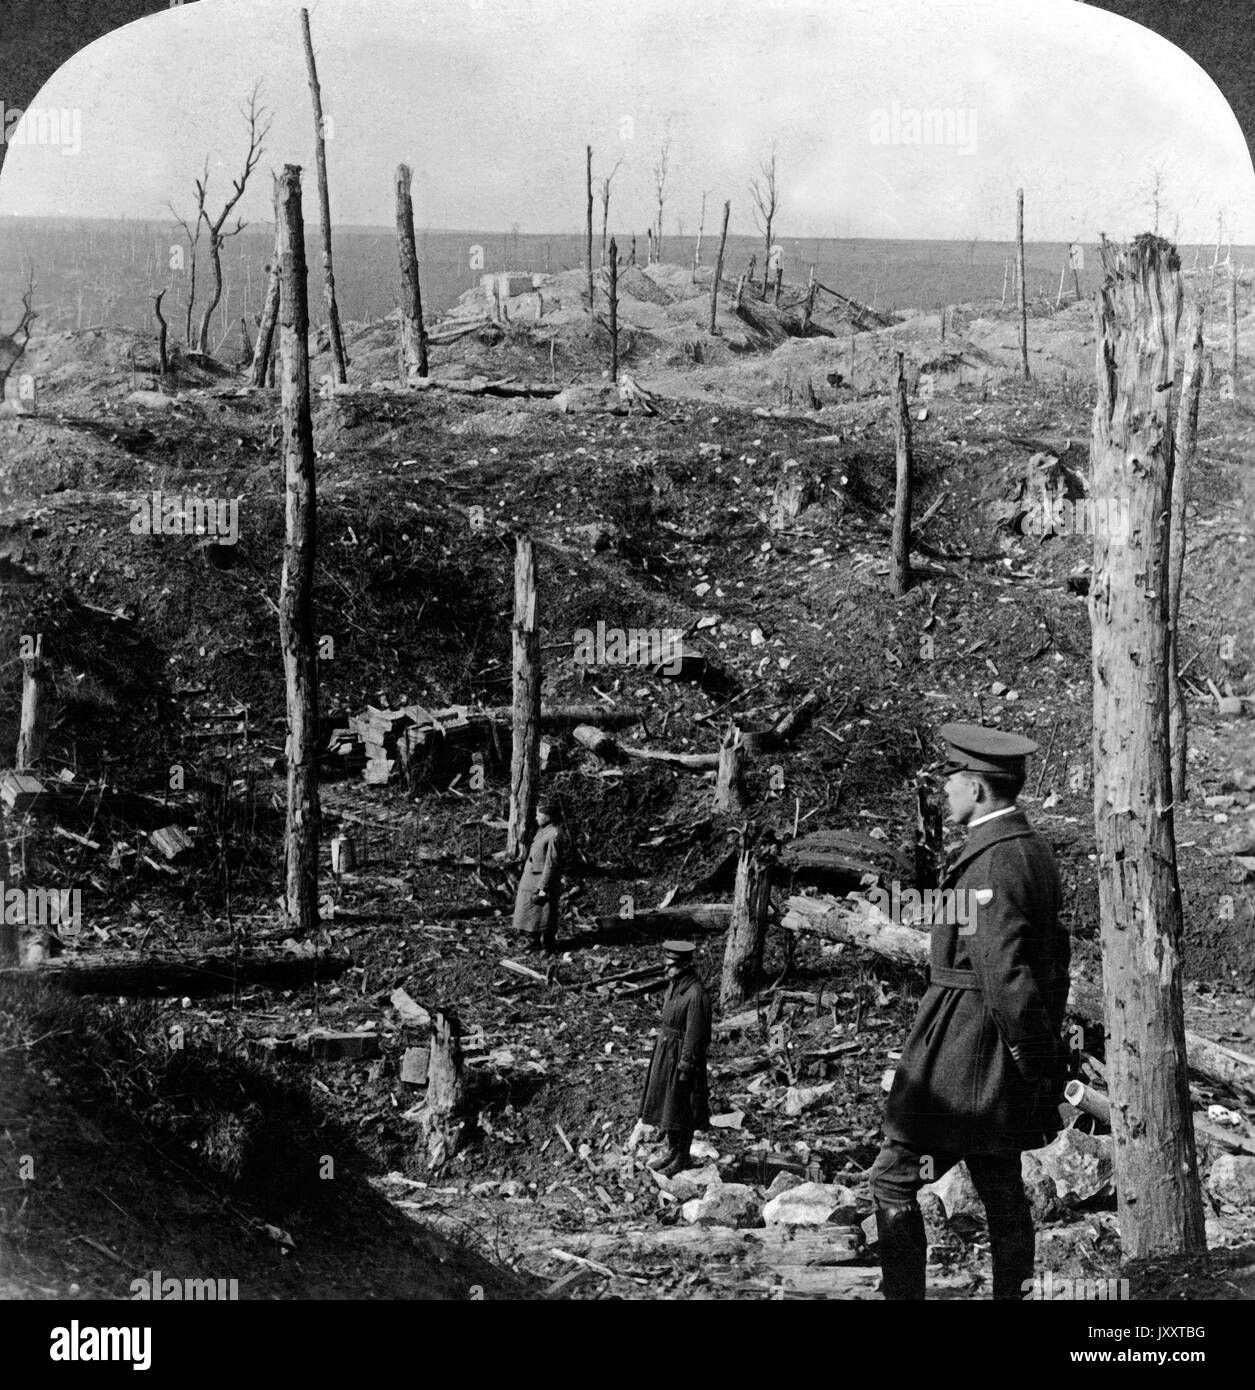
[1091,232,1205,1259]
[719,828,775,1010]
[395,163,429,378]
[252,229,281,388]
[507,534,540,859]
[417,1009,469,1168]
[889,351,913,596]
[15,657,50,770]
[712,723,748,813]
[708,200,730,336]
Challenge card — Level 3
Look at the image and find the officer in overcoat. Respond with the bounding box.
[511,798,568,953]
[639,941,712,1177]
[870,724,1070,1300]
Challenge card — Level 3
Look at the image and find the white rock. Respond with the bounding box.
[682,1182,761,1228]
[1207,1155,1255,1207]
[783,1081,837,1116]
[762,1181,859,1227]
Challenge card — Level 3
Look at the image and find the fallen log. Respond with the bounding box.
[596,903,735,934]
[408,377,563,399]
[782,894,929,969]
[519,1224,863,1266]
[1065,1079,1255,1156]
[2,947,351,995]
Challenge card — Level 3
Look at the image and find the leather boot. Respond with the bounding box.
[647,1142,677,1172]
[658,1132,692,1178]
[986,1201,1035,1301]
[875,1202,927,1300]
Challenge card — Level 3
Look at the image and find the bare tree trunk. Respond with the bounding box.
[252,226,281,387]
[275,164,322,935]
[197,239,224,354]
[1169,299,1205,804]
[507,533,540,860]
[712,723,747,813]
[802,266,816,333]
[889,351,913,597]
[395,163,429,378]
[774,266,783,306]
[914,779,942,890]
[301,7,349,384]
[1227,259,1239,400]
[239,315,253,366]
[608,236,619,379]
[585,145,594,309]
[720,829,774,1010]
[1017,188,1029,379]
[1091,233,1205,1260]
[694,190,707,274]
[417,1009,469,1168]
[15,657,50,770]
[154,291,169,384]
[708,200,730,335]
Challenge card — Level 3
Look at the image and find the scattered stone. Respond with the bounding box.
[765,1170,805,1201]
[1033,1129,1114,1206]
[657,1163,721,1202]
[1207,1155,1255,1207]
[1217,696,1247,719]
[709,1110,744,1130]
[681,1182,762,1228]
[783,1081,838,1116]
[126,390,176,411]
[923,1163,983,1224]
[690,1138,721,1162]
[498,1179,528,1199]
[391,988,431,1027]
[762,1180,858,1227]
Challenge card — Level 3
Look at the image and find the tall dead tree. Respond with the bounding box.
[693,188,710,274]
[608,236,620,379]
[15,655,50,770]
[395,163,429,378]
[300,8,348,384]
[153,290,170,384]
[251,226,281,388]
[0,267,37,401]
[275,164,322,936]
[1091,233,1206,1260]
[1227,259,1239,400]
[889,351,913,596]
[599,158,624,264]
[750,146,780,300]
[708,201,730,336]
[1016,187,1029,379]
[1169,299,1205,804]
[719,827,775,1010]
[507,533,540,860]
[195,85,271,355]
[585,145,595,308]
[652,127,672,262]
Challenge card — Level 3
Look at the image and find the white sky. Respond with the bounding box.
[2,0,1252,242]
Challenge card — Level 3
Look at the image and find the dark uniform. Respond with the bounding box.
[639,941,712,1176]
[870,725,1070,1300]
[511,808,568,952]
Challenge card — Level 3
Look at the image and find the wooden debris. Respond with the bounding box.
[2,947,350,995]
[781,894,929,969]
[400,1046,430,1085]
[501,957,549,983]
[149,825,195,860]
[297,1029,380,1062]
[1,772,45,815]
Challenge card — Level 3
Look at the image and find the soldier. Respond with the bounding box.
[511,798,568,954]
[869,723,1071,1300]
[639,941,712,1178]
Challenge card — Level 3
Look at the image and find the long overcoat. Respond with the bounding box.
[883,808,1070,1154]
[511,823,568,936]
[639,969,712,1132]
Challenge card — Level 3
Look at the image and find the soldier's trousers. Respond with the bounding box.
[868,1139,1034,1300]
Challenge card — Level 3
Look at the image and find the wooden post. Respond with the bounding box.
[252,231,281,387]
[608,236,619,380]
[300,8,348,384]
[694,190,707,274]
[1016,188,1029,378]
[708,200,730,335]
[15,656,50,770]
[275,164,322,936]
[1001,257,1009,307]
[585,145,594,308]
[1091,233,1205,1260]
[719,828,774,1011]
[417,1009,468,1168]
[239,315,253,366]
[734,273,745,312]
[773,266,783,306]
[1055,263,1066,309]
[889,351,913,597]
[1227,259,1239,400]
[712,723,747,813]
[507,533,540,860]
[647,227,654,267]
[802,266,816,333]
[1169,298,1205,805]
[395,163,429,379]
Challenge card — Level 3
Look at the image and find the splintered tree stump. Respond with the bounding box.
[712,723,748,813]
[301,6,348,384]
[252,228,280,387]
[395,163,429,378]
[1091,233,1205,1258]
[889,350,913,597]
[418,1009,469,1168]
[15,657,50,770]
[708,199,731,335]
[507,533,541,859]
[770,466,820,531]
[720,829,775,1010]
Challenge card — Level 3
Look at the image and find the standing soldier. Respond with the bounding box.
[511,798,568,954]
[870,724,1071,1300]
[639,941,712,1177]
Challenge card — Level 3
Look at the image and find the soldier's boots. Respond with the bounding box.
[657,1144,691,1179]
[874,1201,927,1300]
[986,1202,1035,1301]
[647,1145,676,1171]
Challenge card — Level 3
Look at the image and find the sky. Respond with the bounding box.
[1,0,1253,243]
